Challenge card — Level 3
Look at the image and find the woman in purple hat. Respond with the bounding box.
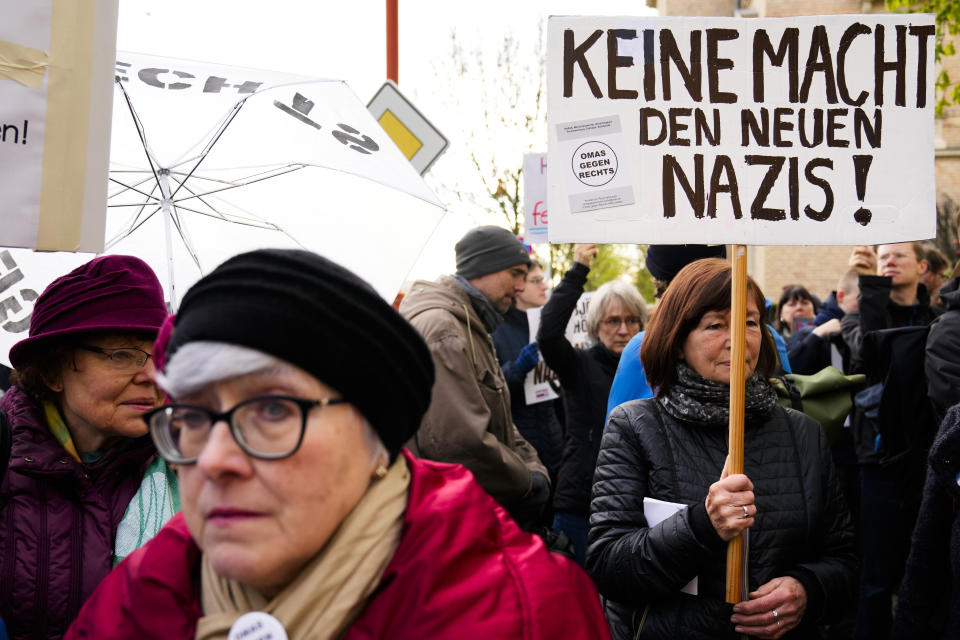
[0,255,175,640]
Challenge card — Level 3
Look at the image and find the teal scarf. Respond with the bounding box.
[113,456,181,565]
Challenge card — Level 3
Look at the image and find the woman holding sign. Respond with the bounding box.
[588,259,856,640]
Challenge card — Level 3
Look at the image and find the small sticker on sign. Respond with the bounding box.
[557,115,635,213]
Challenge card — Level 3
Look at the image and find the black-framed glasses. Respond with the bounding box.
[79,345,153,371]
[145,395,347,464]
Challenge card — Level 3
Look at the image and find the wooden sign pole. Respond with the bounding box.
[725,244,748,604]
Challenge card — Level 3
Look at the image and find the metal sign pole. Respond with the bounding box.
[386,0,398,83]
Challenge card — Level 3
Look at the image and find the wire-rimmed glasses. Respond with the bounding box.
[78,345,153,372]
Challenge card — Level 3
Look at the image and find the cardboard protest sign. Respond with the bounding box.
[524,292,593,404]
[0,0,116,252]
[547,14,936,245]
[523,153,549,243]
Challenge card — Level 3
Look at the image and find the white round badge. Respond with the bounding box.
[227,612,288,640]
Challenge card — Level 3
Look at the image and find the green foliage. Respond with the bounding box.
[585,245,633,292]
[538,244,654,302]
[545,243,575,285]
[887,0,960,114]
[634,266,657,303]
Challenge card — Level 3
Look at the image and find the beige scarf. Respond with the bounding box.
[196,456,410,640]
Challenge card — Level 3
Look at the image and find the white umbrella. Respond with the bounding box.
[0,53,448,366]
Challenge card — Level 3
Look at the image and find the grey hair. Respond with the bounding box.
[586,280,650,343]
[158,342,284,398]
[158,341,388,467]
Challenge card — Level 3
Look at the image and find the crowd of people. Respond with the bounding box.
[0,228,957,639]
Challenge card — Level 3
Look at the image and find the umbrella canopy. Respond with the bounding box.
[0,53,448,366]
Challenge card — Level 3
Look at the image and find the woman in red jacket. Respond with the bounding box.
[66,249,610,640]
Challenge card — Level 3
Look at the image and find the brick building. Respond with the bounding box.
[650,0,951,304]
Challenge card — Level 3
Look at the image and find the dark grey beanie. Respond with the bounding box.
[455,226,531,279]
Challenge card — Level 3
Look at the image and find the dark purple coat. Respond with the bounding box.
[0,386,156,640]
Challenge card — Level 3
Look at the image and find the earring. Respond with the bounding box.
[374,464,388,479]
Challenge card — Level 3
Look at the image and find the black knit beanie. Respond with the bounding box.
[455,226,530,279]
[165,249,435,460]
[646,245,727,282]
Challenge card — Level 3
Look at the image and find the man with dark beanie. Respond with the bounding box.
[400,226,550,529]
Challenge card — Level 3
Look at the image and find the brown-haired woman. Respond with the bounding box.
[587,258,856,640]
[774,285,818,342]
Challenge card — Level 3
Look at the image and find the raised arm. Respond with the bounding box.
[537,244,595,384]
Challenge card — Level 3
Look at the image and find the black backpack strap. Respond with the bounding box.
[780,375,804,413]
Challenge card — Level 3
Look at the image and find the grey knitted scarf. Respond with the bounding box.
[658,362,778,425]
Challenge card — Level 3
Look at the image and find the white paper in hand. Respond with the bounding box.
[643,496,698,595]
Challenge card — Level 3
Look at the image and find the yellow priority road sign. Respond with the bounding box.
[368,81,448,175]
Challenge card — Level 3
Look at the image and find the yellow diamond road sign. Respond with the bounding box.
[368,81,447,175]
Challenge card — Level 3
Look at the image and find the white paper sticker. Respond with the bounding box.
[556,115,635,213]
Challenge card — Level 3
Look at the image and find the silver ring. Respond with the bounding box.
[772,609,779,620]
[742,505,750,519]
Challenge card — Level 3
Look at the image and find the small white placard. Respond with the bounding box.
[643,496,698,595]
[523,292,593,405]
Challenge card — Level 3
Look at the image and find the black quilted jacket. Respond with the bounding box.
[587,399,857,640]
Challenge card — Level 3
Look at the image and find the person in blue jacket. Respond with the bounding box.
[606,245,791,421]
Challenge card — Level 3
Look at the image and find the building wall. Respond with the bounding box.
[754,245,855,302]
[755,0,864,17]
[659,0,737,16]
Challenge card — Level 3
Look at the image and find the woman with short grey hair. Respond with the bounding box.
[538,244,648,565]
[586,279,650,347]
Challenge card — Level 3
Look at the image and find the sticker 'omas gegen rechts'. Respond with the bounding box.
[546,15,936,246]
[556,115,636,214]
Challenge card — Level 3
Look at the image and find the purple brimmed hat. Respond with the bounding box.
[8,255,168,369]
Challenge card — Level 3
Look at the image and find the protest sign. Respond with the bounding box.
[523,153,549,243]
[0,0,117,252]
[523,291,593,404]
[547,14,936,245]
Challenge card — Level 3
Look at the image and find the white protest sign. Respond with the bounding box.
[523,153,549,243]
[0,248,90,365]
[547,15,936,245]
[0,0,116,252]
[524,291,593,405]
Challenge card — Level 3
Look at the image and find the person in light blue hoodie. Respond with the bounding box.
[605,245,791,421]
